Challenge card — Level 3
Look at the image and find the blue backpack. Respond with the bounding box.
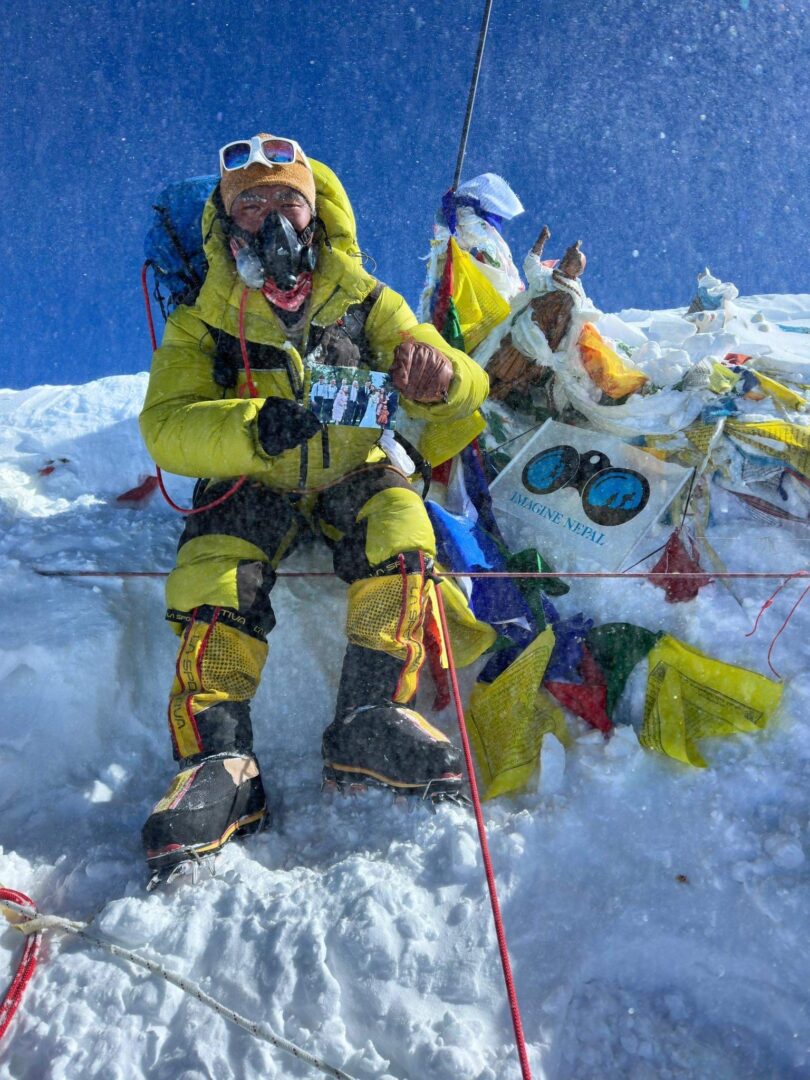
[143,175,218,315]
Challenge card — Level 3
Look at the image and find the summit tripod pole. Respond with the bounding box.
[452,0,495,190]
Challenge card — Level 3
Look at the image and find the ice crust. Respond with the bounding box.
[1,296,809,1079]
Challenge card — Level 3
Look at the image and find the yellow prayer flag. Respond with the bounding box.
[419,409,486,469]
[640,635,783,768]
[448,237,511,352]
[750,371,808,412]
[468,628,568,798]
[727,419,810,478]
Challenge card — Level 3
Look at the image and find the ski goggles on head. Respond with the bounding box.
[219,136,310,175]
[521,444,651,527]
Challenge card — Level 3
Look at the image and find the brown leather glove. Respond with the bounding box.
[391,340,453,403]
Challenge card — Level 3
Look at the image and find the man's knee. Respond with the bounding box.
[328,483,436,583]
[166,481,297,616]
[178,481,297,563]
[167,536,277,629]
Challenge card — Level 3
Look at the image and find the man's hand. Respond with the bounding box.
[391,340,453,403]
[531,224,551,258]
[257,397,322,457]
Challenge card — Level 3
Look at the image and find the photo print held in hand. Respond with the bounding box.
[306,363,399,430]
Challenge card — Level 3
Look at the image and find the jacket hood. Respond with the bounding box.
[201,156,362,267]
[195,157,375,336]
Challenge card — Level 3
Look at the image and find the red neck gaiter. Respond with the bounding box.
[261,273,313,311]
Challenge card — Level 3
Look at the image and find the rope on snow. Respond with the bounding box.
[744,569,810,677]
[32,568,807,580]
[0,895,359,1080]
[0,890,41,1043]
[31,565,810,677]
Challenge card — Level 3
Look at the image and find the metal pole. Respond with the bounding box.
[452,0,495,190]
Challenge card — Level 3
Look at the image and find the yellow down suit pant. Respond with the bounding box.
[161,465,491,762]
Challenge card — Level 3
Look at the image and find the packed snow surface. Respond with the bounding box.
[1,296,809,1079]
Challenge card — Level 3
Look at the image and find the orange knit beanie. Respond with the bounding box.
[220,133,317,215]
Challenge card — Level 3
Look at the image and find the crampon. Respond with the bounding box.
[147,850,218,891]
[145,811,266,890]
[321,764,470,808]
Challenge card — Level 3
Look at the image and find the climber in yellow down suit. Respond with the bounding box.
[138,133,493,876]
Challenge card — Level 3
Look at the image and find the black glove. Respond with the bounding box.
[256,397,322,457]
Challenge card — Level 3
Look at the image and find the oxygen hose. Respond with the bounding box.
[142,279,256,516]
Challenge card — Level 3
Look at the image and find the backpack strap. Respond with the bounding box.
[153,204,202,290]
[208,283,385,389]
[205,324,292,389]
[305,282,384,366]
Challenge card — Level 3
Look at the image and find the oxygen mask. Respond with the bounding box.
[228,192,318,291]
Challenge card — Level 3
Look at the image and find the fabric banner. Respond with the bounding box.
[726,419,810,480]
[578,322,648,400]
[640,635,783,767]
[431,237,511,353]
[489,420,692,571]
[585,622,662,717]
[467,627,567,798]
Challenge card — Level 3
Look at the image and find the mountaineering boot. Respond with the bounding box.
[142,753,267,875]
[322,703,464,798]
[144,603,272,879]
[324,554,464,798]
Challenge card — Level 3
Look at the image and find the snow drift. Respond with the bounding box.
[1,297,809,1079]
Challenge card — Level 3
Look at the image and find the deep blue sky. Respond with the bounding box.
[2,1,807,389]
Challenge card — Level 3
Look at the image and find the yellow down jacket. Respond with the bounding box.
[139,159,489,492]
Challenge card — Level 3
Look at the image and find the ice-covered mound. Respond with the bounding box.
[1,332,809,1077]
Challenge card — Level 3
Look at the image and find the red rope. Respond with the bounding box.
[0,889,41,1043]
[432,582,533,1080]
[745,571,810,677]
[30,565,810,678]
[438,570,807,580]
[151,285,259,516]
[32,569,808,580]
[766,583,810,678]
[156,469,249,516]
[237,286,259,399]
[745,571,809,637]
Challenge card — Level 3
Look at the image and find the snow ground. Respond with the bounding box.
[1,299,809,1079]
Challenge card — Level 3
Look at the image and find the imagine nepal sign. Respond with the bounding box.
[490,420,691,571]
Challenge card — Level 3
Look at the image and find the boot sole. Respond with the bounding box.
[323,763,464,801]
[145,806,268,873]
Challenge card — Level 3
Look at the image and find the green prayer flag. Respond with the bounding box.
[585,622,663,718]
